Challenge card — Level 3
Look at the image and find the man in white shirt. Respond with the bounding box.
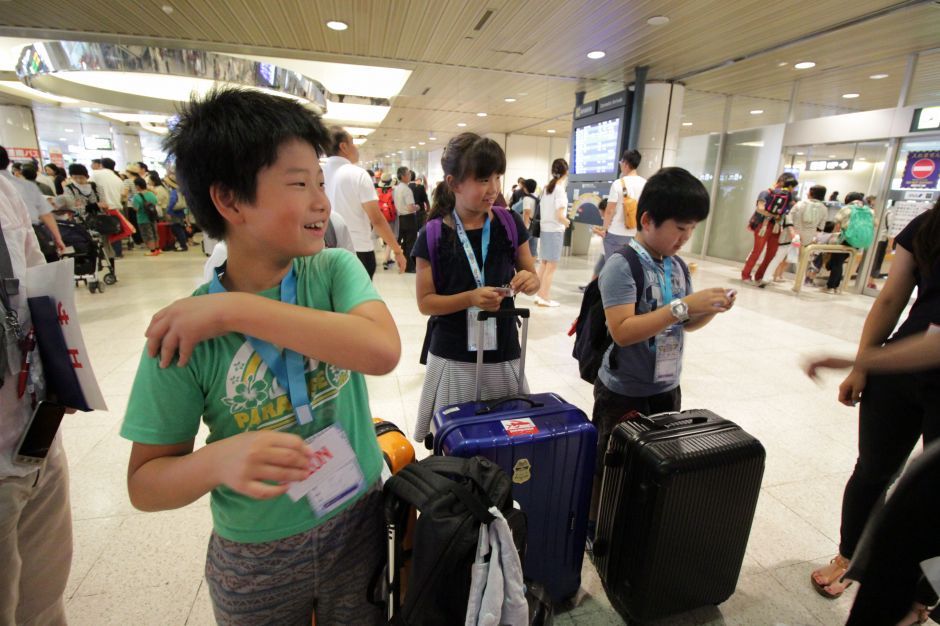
[0,174,72,625]
[393,166,420,273]
[597,149,646,259]
[91,157,125,212]
[0,146,64,254]
[323,127,404,278]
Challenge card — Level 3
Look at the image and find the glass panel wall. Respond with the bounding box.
[705,124,786,262]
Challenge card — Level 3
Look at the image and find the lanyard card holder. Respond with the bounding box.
[473,308,529,402]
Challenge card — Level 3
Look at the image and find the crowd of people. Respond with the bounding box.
[1,152,195,272]
[1,86,936,626]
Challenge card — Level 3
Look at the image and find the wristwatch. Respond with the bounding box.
[669,299,690,323]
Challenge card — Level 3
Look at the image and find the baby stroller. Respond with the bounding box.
[56,216,117,293]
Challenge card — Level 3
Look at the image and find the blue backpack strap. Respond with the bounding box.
[425,218,443,292]
[491,207,518,264]
[673,255,692,295]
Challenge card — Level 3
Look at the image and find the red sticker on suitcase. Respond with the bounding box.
[501,418,538,436]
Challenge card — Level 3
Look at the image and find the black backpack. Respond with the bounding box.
[763,187,791,216]
[528,194,542,238]
[136,194,159,222]
[570,246,690,384]
[381,456,526,625]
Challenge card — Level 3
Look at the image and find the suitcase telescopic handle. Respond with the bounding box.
[475,395,543,414]
[474,308,530,402]
[476,308,531,321]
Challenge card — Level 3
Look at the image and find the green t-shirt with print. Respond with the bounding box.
[120,249,384,543]
[131,190,158,224]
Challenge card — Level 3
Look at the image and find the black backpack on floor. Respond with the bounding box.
[382,456,526,626]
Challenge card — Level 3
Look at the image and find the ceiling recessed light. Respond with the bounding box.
[842,93,860,99]
[429,136,437,140]
[326,20,348,31]
[547,129,556,133]
[410,145,416,149]
[828,154,836,158]
[647,16,670,26]
[869,73,889,80]
[682,122,693,126]
[858,157,867,161]
[477,112,487,117]
[397,150,403,154]
[750,109,764,115]
[162,4,173,14]
[418,141,425,145]
[794,61,816,70]
[457,122,467,127]
[504,97,516,103]
[777,62,788,67]
[587,51,606,60]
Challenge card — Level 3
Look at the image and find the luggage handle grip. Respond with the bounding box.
[629,412,710,430]
[477,308,530,321]
[475,395,543,414]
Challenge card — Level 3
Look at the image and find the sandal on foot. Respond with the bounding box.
[811,555,853,599]
[896,602,932,625]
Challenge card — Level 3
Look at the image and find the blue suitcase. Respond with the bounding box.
[428,308,597,602]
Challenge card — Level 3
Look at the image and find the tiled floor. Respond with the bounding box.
[62,236,888,625]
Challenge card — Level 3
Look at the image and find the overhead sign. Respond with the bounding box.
[910,106,940,133]
[6,147,41,160]
[901,151,940,189]
[597,91,627,113]
[807,159,853,172]
[574,101,597,119]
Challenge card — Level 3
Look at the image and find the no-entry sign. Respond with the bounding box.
[902,151,940,189]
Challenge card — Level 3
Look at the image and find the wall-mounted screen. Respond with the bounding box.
[569,107,626,183]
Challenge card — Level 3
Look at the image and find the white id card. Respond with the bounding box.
[286,425,366,517]
[467,306,497,352]
[654,327,681,384]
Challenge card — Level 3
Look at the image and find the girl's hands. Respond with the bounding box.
[469,287,504,312]
[510,270,539,296]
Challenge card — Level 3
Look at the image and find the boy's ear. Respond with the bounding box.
[210,183,246,228]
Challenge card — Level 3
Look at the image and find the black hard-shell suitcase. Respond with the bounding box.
[592,409,765,623]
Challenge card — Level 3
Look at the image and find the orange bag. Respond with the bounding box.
[620,178,638,229]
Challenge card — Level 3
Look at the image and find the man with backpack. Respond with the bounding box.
[597,149,646,259]
[823,191,875,294]
[741,173,798,286]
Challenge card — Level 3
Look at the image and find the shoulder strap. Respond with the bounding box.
[425,218,443,291]
[620,177,628,196]
[491,207,518,263]
[673,255,692,291]
[615,245,646,297]
[324,219,337,248]
[0,220,19,313]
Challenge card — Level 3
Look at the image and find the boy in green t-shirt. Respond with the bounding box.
[131,177,161,256]
[120,88,401,624]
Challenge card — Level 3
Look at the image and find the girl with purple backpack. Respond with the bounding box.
[411,133,540,443]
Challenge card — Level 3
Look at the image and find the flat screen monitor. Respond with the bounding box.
[570,108,625,183]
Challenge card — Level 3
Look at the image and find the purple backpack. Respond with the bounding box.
[424,207,519,291]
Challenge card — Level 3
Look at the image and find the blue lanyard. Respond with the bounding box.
[209,265,314,426]
[453,210,490,288]
[629,239,673,304]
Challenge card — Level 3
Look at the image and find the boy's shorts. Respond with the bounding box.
[138,222,156,244]
[205,483,384,626]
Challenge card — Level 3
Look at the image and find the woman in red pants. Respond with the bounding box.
[741,173,798,285]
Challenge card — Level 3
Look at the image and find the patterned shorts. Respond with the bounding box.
[204,484,384,626]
